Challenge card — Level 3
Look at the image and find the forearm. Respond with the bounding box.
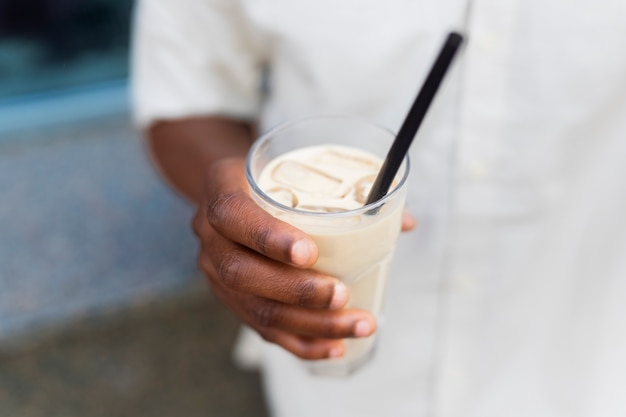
[145,116,256,204]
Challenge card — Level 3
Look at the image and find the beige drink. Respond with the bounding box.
[246,116,409,376]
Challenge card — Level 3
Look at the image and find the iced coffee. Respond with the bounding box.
[246,116,409,376]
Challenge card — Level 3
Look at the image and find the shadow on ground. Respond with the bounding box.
[0,291,269,417]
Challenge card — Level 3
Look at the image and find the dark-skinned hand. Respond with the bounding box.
[193,157,416,360]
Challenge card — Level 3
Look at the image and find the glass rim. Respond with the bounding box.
[245,114,411,218]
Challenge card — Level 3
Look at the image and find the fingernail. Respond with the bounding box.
[290,239,313,266]
[330,283,348,310]
[328,345,344,359]
[354,320,373,337]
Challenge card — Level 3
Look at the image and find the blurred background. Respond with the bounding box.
[0,1,268,415]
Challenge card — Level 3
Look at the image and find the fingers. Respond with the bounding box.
[201,240,349,309]
[249,301,376,340]
[204,159,318,268]
[211,284,375,360]
[401,208,417,231]
[260,329,346,360]
[195,157,378,360]
[243,295,375,341]
[196,216,348,309]
[206,189,318,267]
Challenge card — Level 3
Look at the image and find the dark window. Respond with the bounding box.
[0,0,133,98]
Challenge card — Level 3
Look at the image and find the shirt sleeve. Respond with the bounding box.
[131,0,265,129]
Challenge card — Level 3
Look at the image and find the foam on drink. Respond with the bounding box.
[259,145,380,212]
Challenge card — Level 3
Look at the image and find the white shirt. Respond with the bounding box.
[132,1,626,416]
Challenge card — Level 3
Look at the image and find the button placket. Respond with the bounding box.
[433,0,520,415]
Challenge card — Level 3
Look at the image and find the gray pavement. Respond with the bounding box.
[0,114,268,416]
[0,115,197,339]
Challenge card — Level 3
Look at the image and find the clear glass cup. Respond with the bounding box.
[245,115,410,377]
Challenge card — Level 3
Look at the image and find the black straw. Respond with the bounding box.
[365,32,464,206]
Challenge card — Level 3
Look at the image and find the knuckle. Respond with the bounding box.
[216,248,245,289]
[248,223,271,254]
[252,303,279,329]
[205,190,279,257]
[295,279,318,307]
[206,191,241,226]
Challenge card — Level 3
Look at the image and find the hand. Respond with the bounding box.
[192,158,379,360]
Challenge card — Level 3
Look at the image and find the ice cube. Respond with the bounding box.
[314,149,379,170]
[271,161,344,197]
[354,174,377,204]
[297,206,362,227]
[298,205,348,213]
[266,186,298,208]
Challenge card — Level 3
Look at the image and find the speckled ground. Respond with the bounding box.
[0,115,199,338]
[0,114,269,416]
[0,291,269,417]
